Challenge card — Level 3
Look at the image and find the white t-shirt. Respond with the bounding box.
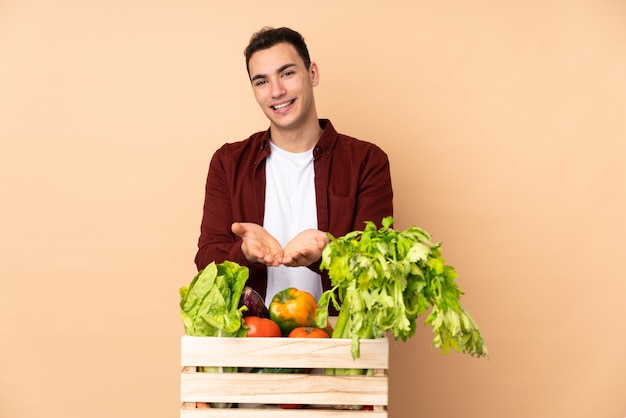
[263,141,322,306]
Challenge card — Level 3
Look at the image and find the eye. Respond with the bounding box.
[253,79,267,87]
[281,70,295,78]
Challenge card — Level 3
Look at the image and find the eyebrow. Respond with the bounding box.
[250,63,297,83]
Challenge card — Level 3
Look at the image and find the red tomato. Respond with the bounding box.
[244,316,281,337]
[288,326,330,338]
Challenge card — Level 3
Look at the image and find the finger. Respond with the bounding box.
[231,222,243,236]
[317,236,330,247]
[265,254,282,267]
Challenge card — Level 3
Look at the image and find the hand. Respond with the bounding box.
[281,229,330,267]
[231,222,284,267]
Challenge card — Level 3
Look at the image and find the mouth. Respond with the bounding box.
[271,99,295,111]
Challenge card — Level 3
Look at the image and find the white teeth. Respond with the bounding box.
[273,100,293,110]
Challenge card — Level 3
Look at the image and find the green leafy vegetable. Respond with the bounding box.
[180,260,249,337]
[316,216,488,365]
[180,260,249,385]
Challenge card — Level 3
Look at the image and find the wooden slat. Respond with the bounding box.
[181,336,389,369]
[180,372,388,406]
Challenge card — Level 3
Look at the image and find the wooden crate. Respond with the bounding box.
[180,331,389,417]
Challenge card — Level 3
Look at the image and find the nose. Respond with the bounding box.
[270,79,286,99]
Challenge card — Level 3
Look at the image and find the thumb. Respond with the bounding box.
[231,222,244,236]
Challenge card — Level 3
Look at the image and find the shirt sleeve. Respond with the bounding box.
[194,147,249,271]
[353,146,394,230]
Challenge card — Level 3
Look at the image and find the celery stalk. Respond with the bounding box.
[317,216,488,361]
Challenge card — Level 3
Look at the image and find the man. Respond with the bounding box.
[195,27,393,305]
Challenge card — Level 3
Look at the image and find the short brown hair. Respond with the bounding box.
[244,27,312,75]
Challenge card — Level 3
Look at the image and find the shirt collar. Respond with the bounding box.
[315,119,336,156]
[257,119,337,158]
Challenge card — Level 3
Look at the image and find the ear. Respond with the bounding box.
[309,62,320,86]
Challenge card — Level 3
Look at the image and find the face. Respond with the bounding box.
[248,42,319,133]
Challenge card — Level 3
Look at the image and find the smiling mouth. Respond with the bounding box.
[271,100,294,111]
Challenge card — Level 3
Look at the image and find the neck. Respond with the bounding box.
[269,118,323,153]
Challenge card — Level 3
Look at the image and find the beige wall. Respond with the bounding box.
[1,1,625,417]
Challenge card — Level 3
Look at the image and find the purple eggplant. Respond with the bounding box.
[239,286,269,318]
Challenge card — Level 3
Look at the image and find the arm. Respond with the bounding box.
[194,148,248,271]
[315,142,393,297]
[291,142,393,271]
[352,146,394,230]
[194,142,285,271]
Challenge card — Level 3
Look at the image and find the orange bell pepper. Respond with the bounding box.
[269,287,318,336]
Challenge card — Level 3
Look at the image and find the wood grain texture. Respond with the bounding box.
[180,335,389,369]
[180,335,390,416]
